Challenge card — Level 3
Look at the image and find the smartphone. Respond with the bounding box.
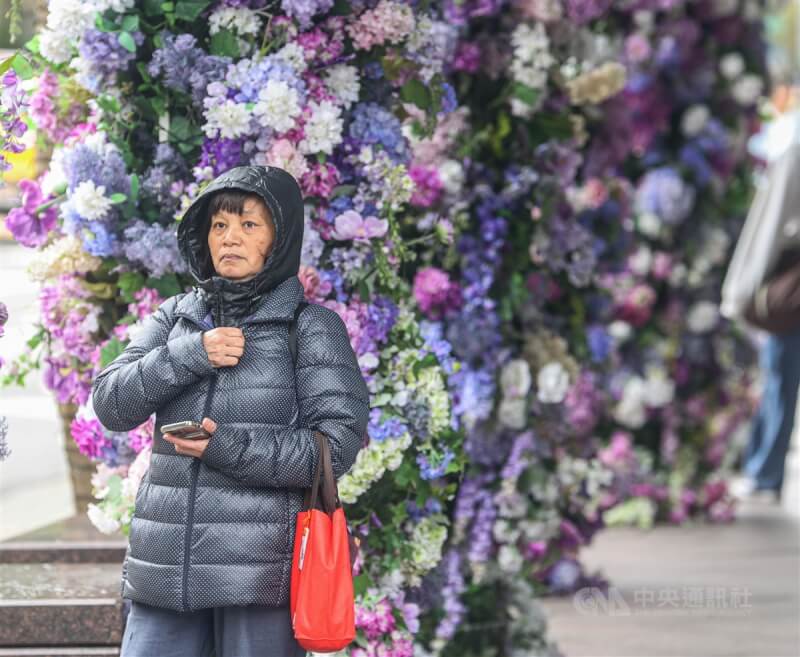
[160,421,211,440]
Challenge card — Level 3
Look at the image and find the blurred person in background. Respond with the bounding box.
[723,86,800,503]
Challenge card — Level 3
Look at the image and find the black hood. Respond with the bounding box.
[177,165,304,326]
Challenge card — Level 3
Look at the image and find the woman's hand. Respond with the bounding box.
[202,327,244,367]
[162,418,218,458]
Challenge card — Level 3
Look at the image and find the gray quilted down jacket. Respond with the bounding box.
[92,165,370,612]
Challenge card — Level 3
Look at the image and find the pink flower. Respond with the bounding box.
[408,165,444,207]
[453,42,481,72]
[264,138,308,181]
[71,416,111,460]
[298,264,332,302]
[583,178,609,209]
[616,283,656,327]
[598,431,636,469]
[413,267,462,320]
[652,252,673,280]
[300,162,340,199]
[331,210,389,242]
[625,34,652,63]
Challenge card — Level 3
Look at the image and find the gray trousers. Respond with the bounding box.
[120,600,307,657]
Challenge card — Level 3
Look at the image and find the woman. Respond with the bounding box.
[92,165,370,657]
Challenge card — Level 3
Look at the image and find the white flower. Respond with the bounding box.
[536,361,570,404]
[637,211,662,237]
[275,43,308,73]
[324,64,361,108]
[438,159,465,195]
[681,104,710,137]
[608,320,632,342]
[45,0,96,40]
[719,52,745,80]
[71,180,112,220]
[731,74,763,106]
[498,397,528,430]
[203,100,252,139]
[628,246,653,276]
[614,377,648,429]
[643,367,675,408]
[498,545,523,574]
[209,7,262,36]
[299,100,344,155]
[91,0,136,12]
[87,503,121,535]
[253,79,301,133]
[500,359,532,398]
[39,29,74,64]
[687,301,719,333]
[510,23,554,92]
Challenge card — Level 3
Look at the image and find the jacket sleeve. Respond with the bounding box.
[200,304,370,488]
[92,295,215,432]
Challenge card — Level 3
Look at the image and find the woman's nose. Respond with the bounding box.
[222,226,243,243]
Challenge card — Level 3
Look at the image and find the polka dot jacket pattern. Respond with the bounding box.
[92,276,370,612]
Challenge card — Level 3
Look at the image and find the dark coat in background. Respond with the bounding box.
[92,165,370,612]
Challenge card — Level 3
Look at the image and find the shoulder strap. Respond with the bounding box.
[288,301,310,366]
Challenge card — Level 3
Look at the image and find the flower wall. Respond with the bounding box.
[0,0,774,654]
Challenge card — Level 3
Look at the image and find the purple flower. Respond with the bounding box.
[587,324,612,363]
[280,0,334,28]
[77,29,144,92]
[566,0,612,24]
[122,220,187,278]
[5,180,59,248]
[635,166,695,225]
[417,448,455,480]
[197,137,244,177]
[348,102,408,162]
[330,210,388,242]
[149,32,231,105]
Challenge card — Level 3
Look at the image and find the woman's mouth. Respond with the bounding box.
[221,255,243,261]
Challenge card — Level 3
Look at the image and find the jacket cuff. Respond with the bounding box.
[201,425,246,475]
[166,332,215,377]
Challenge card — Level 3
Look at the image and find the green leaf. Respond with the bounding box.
[0,56,13,76]
[170,115,192,142]
[100,338,126,369]
[353,573,372,597]
[118,271,146,302]
[512,82,540,107]
[24,35,40,54]
[118,32,137,53]
[161,1,175,10]
[129,174,140,202]
[96,95,121,115]
[11,54,34,80]
[209,29,240,57]
[176,1,212,21]
[109,193,127,204]
[357,278,371,303]
[121,15,140,32]
[146,273,183,299]
[330,184,356,199]
[399,78,431,110]
[143,0,164,15]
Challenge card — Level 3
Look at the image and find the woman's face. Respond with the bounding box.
[207,197,275,281]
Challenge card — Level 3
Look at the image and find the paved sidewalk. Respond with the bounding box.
[541,493,800,657]
[0,242,74,541]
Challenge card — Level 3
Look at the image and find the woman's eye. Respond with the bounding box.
[244,222,257,228]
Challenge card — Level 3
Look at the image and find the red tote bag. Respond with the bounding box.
[290,431,356,653]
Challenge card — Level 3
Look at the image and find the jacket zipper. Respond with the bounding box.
[182,370,218,612]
